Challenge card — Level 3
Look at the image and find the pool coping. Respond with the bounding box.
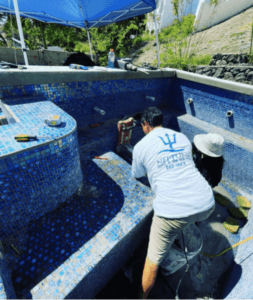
[0,68,175,86]
[172,68,253,97]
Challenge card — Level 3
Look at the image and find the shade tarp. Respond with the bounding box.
[0,0,156,29]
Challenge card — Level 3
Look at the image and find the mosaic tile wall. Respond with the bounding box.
[0,74,253,299]
[9,151,154,299]
[0,243,16,299]
[0,130,83,240]
[169,78,253,140]
[1,78,173,129]
[177,118,253,194]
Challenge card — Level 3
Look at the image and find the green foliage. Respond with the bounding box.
[158,14,195,44]
[88,16,146,66]
[159,51,212,71]
[249,18,253,62]
[142,32,155,42]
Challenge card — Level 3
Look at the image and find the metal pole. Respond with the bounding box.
[154,9,160,69]
[12,0,29,65]
[87,30,94,62]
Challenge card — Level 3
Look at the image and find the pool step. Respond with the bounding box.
[177,113,253,195]
[21,151,155,299]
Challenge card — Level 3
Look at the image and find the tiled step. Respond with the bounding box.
[177,113,253,194]
[11,151,155,299]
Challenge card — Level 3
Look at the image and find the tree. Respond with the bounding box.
[75,15,146,65]
[3,15,86,51]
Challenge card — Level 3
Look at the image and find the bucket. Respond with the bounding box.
[160,223,203,276]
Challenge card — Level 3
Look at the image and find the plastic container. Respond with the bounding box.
[160,223,203,275]
[107,49,115,68]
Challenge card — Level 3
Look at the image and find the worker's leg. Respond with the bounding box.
[140,256,159,299]
[140,214,189,299]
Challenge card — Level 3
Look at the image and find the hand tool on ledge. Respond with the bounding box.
[117,59,149,74]
[14,134,52,142]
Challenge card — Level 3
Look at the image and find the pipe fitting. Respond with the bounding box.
[187,98,193,104]
[226,110,233,117]
[145,96,155,101]
[94,107,105,115]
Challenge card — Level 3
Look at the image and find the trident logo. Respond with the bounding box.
[158,134,184,154]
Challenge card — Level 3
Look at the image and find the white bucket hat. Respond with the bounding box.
[193,133,224,157]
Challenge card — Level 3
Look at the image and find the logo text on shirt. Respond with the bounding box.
[157,152,192,169]
[158,134,184,154]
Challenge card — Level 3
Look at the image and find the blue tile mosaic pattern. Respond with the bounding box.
[177,116,253,195]
[169,78,253,140]
[0,73,253,299]
[0,244,16,299]
[0,97,76,156]
[1,78,172,128]
[0,129,82,240]
[9,151,154,299]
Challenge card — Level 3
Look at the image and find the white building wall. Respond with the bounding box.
[194,0,253,32]
[146,0,200,34]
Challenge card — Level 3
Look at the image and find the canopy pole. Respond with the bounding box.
[87,30,93,62]
[154,9,160,69]
[12,0,29,66]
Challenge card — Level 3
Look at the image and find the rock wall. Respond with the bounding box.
[194,53,253,85]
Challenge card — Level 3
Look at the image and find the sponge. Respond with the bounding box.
[228,207,248,219]
[215,194,230,207]
[236,196,251,209]
[223,217,240,233]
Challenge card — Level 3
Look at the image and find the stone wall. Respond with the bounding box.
[195,53,253,85]
[0,47,94,66]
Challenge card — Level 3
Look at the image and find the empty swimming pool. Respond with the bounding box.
[0,66,252,299]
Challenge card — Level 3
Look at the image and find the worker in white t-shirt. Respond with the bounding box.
[132,107,216,299]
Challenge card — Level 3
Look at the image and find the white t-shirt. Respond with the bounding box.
[132,127,215,218]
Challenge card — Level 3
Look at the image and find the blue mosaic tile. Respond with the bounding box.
[1,78,172,129]
[169,78,253,140]
[0,130,83,240]
[0,98,76,156]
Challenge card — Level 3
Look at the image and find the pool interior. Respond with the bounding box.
[0,73,253,299]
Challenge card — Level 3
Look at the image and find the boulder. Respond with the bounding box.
[228,62,234,66]
[247,71,253,81]
[239,67,249,72]
[245,69,252,76]
[196,69,204,74]
[224,72,234,79]
[213,68,225,78]
[235,73,246,81]
[231,68,240,75]
[212,68,217,74]
[216,60,222,66]
[221,60,227,65]
[203,66,211,72]
[213,54,223,60]
[209,59,216,66]
[204,71,212,76]
[227,55,235,62]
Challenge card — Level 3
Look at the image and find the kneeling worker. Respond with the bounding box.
[132,107,215,299]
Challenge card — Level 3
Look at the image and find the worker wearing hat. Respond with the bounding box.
[131,107,224,299]
[193,133,225,188]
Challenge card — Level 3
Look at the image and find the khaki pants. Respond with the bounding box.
[147,205,215,265]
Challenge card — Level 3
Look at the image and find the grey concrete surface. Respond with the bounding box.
[0,67,175,86]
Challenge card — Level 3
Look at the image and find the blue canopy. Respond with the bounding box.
[0,0,156,29]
